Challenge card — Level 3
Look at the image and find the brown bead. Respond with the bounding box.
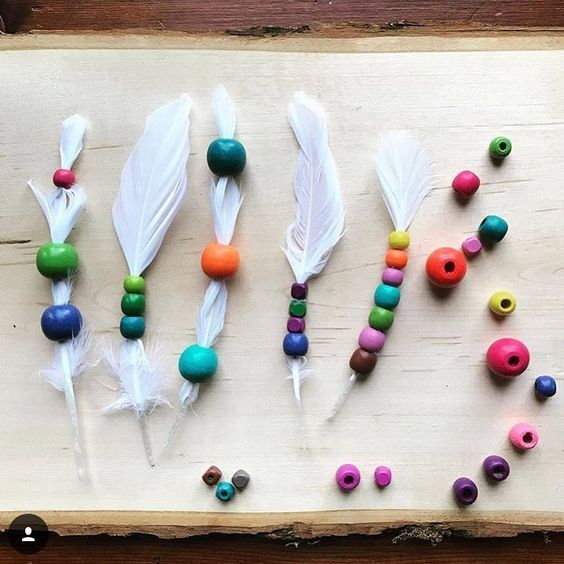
[349,347,377,377]
[202,465,222,486]
[232,469,251,490]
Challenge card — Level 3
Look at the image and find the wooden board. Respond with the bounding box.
[0,35,564,538]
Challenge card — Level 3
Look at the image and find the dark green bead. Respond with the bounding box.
[289,300,307,318]
[36,242,78,279]
[368,306,394,331]
[478,215,508,245]
[374,284,401,310]
[124,275,145,294]
[207,138,246,177]
[120,316,145,339]
[489,136,512,159]
[121,293,146,316]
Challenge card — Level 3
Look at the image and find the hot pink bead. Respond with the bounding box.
[335,464,361,491]
[52,168,76,189]
[358,326,386,353]
[461,236,482,257]
[509,422,539,450]
[374,465,392,487]
[486,338,530,378]
[452,170,480,198]
[382,267,404,287]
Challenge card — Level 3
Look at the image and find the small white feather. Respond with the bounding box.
[209,176,243,245]
[197,280,228,349]
[51,277,74,305]
[212,85,236,139]
[59,115,87,170]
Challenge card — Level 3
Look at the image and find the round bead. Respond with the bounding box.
[201,243,240,280]
[358,326,386,353]
[349,347,377,376]
[283,333,309,357]
[291,283,308,300]
[207,138,247,177]
[382,268,404,287]
[478,215,508,245]
[289,300,307,318]
[483,455,510,482]
[374,284,401,310]
[36,243,78,280]
[374,465,392,488]
[40,304,82,341]
[509,422,539,450]
[368,306,394,331]
[425,247,467,288]
[336,464,361,491]
[123,275,145,294]
[215,481,236,502]
[178,344,218,383]
[120,316,145,339]
[287,317,306,333]
[452,170,480,199]
[488,291,516,316]
[388,231,410,250]
[52,168,76,189]
[486,338,530,378]
[385,249,408,269]
[535,375,557,398]
[121,293,146,316]
[489,136,512,159]
[452,477,478,505]
[461,236,482,257]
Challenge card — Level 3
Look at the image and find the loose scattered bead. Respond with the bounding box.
[374,465,392,488]
[202,465,222,486]
[120,316,145,339]
[121,293,146,316]
[486,337,530,378]
[385,249,408,269]
[489,136,512,159]
[178,344,218,382]
[289,299,307,318]
[358,326,386,353]
[509,422,539,450]
[36,242,79,280]
[207,138,247,177]
[232,469,251,490]
[425,247,467,288]
[52,168,76,189]
[336,464,361,491]
[483,455,510,482]
[374,284,401,310]
[123,275,145,294]
[452,477,478,505]
[287,317,306,333]
[215,481,236,502]
[283,333,309,356]
[461,236,482,257]
[488,291,516,316]
[291,283,308,300]
[201,243,240,280]
[452,170,480,199]
[349,347,377,376]
[382,267,404,287]
[388,230,410,250]
[535,375,557,398]
[40,304,82,341]
[478,215,508,245]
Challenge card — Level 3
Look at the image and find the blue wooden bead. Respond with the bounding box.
[374,283,401,310]
[207,138,246,177]
[478,215,508,245]
[215,481,235,502]
[178,344,218,383]
[41,304,82,341]
[283,333,309,356]
[535,375,557,398]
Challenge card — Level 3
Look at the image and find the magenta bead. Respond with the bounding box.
[287,317,306,333]
[461,236,482,257]
[336,464,361,491]
[374,465,392,487]
[382,268,404,287]
[509,423,539,450]
[452,170,480,198]
[486,338,530,378]
[52,168,76,189]
[358,326,386,353]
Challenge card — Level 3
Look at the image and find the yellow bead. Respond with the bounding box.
[488,291,516,316]
[388,230,410,250]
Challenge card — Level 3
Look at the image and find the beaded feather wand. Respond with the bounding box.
[328,131,434,419]
[105,96,191,466]
[28,115,90,479]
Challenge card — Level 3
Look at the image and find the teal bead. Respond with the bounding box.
[368,306,394,331]
[120,316,145,339]
[178,344,218,383]
[374,284,401,310]
[478,215,508,245]
[207,138,247,177]
[215,481,235,502]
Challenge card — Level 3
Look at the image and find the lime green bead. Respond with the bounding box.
[178,344,218,383]
[388,230,410,250]
[289,300,307,318]
[207,138,247,177]
[124,275,145,294]
[374,284,401,310]
[120,316,145,339]
[489,136,512,159]
[369,306,394,331]
[121,293,146,316]
[488,291,516,316]
[36,243,78,280]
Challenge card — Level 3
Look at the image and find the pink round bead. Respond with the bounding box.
[358,326,386,353]
[374,465,392,488]
[382,267,404,287]
[461,236,482,257]
[452,170,480,198]
[336,464,361,491]
[486,338,530,378]
[52,168,76,189]
[509,423,539,450]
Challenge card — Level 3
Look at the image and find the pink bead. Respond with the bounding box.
[336,464,361,491]
[358,326,386,353]
[52,168,76,189]
[486,338,530,378]
[374,465,392,487]
[461,236,482,257]
[382,267,404,287]
[452,170,480,198]
[509,423,539,450]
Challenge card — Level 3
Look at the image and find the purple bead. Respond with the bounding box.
[452,477,478,505]
[336,464,361,491]
[358,326,386,353]
[483,455,510,481]
[374,465,392,487]
[291,283,308,300]
[382,268,404,287]
[287,317,306,333]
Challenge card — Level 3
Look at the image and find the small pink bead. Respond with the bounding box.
[486,338,530,378]
[382,267,404,287]
[374,465,392,487]
[336,464,361,491]
[461,236,482,257]
[452,170,480,198]
[52,168,76,189]
[358,326,386,353]
[509,423,539,450]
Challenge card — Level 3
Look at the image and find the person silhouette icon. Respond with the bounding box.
[22,527,35,542]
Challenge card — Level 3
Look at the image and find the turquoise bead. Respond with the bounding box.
[374,284,401,310]
[207,138,246,177]
[120,316,145,339]
[178,344,218,383]
[478,215,508,245]
[215,481,235,502]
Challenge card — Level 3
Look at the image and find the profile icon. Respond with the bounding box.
[7,514,48,554]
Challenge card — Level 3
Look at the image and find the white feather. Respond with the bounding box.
[212,84,236,138]
[284,91,345,284]
[374,131,434,232]
[51,277,74,305]
[197,280,228,348]
[59,115,87,170]
[209,176,243,246]
[112,95,191,276]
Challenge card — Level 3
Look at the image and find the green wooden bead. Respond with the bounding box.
[478,215,508,245]
[489,136,512,159]
[121,293,146,316]
[207,138,247,177]
[178,344,218,383]
[124,275,145,294]
[36,243,78,279]
[368,306,394,331]
[289,299,307,318]
[120,316,145,339]
[374,284,401,310]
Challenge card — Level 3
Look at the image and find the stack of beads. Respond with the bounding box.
[120,275,146,339]
[283,283,309,357]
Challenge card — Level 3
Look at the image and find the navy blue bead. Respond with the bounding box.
[535,375,557,398]
[283,332,309,356]
[41,304,82,341]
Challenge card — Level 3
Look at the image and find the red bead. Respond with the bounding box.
[425,247,467,288]
[486,338,530,378]
[452,170,480,199]
[52,168,76,189]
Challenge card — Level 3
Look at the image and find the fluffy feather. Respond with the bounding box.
[212,84,236,138]
[59,115,87,170]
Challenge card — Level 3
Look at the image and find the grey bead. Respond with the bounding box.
[231,469,250,490]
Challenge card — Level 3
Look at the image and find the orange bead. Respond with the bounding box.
[385,249,408,269]
[201,243,240,279]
